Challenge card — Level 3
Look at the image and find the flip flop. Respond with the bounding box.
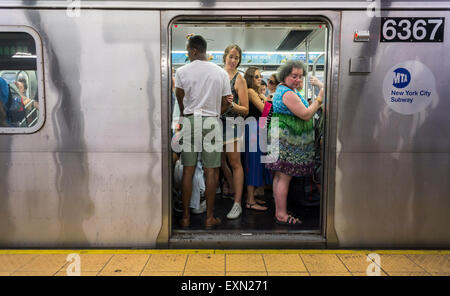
[246,202,268,212]
[275,215,302,226]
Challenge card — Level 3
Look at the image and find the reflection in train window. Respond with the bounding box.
[0,32,40,130]
[170,21,328,235]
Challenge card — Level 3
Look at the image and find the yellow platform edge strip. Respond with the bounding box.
[0,249,448,255]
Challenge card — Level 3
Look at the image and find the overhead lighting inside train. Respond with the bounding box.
[12,52,36,58]
[171,50,325,55]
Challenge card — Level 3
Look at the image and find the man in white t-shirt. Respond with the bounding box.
[174,35,233,229]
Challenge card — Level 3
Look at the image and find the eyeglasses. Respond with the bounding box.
[254,75,262,79]
[268,80,276,84]
[287,74,302,80]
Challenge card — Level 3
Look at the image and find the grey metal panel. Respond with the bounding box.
[336,10,450,247]
[0,152,162,247]
[2,1,450,10]
[338,10,450,153]
[335,153,450,248]
[0,9,162,247]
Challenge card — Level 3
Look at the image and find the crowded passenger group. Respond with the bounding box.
[172,34,325,228]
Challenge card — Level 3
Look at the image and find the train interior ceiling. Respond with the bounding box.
[170,21,328,234]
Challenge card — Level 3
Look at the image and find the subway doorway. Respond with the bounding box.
[169,19,329,243]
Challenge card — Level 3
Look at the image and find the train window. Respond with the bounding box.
[0,30,44,133]
[170,21,328,235]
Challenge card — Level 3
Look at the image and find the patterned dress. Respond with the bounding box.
[265,85,315,177]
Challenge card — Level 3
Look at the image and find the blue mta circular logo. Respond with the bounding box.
[392,68,411,88]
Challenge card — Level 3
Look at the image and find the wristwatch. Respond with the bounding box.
[231,102,235,109]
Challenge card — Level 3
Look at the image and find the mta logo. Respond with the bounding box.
[392,68,411,88]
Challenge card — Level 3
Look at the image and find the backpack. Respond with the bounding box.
[0,101,7,127]
[0,77,8,106]
[0,78,8,126]
[5,83,27,127]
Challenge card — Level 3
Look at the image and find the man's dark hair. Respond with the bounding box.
[187,35,207,53]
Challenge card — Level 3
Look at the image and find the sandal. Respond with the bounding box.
[205,217,221,229]
[275,215,302,226]
[246,202,268,212]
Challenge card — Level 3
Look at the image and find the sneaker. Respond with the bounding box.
[226,203,242,219]
[191,200,206,214]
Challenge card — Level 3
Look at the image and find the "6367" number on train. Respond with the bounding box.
[381,17,444,42]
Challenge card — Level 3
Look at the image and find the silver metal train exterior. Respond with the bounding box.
[0,0,449,249]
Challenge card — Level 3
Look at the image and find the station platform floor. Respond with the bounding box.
[0,249,448,276]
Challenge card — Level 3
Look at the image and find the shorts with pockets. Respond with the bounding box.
[180,115,222,168]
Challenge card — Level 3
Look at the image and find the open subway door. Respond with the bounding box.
[158,10,340,248]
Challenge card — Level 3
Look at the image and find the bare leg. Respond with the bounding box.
[181,166,196,226]
[204,167,220,226]
[220,150,234,194]
[247,185,254,203]
[172,152,180,190]
[226,143,244,205]
[272,171,296,222]
[246,185,267,211]
[224,142,246,219]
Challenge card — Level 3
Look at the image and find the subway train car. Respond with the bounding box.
[0,0,448,249]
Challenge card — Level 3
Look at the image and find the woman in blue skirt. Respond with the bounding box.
[243,67,273,212]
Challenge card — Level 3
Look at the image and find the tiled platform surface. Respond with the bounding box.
[0,250,448,276]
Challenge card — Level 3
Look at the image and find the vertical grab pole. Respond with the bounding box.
[312,53,324,100]
[305,38,310,100]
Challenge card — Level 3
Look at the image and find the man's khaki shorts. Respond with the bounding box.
[180,115,222,168]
